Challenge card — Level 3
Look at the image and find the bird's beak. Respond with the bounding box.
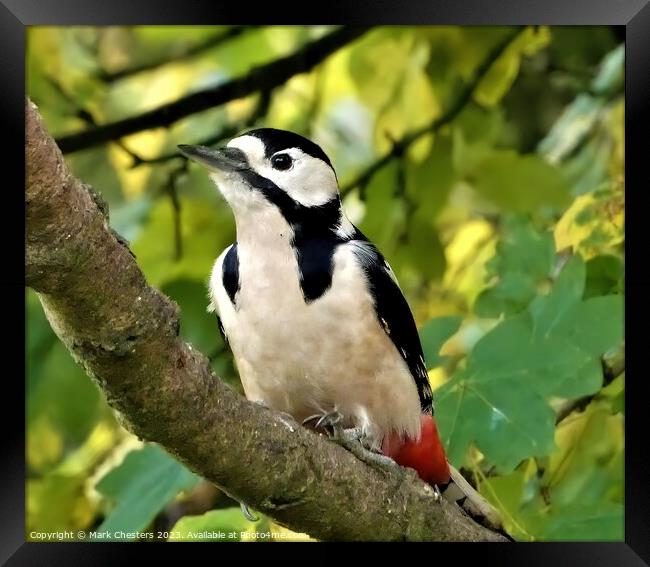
[177,144,250,173]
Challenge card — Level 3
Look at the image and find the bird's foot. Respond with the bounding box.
[328,424,402,475]
[301,410,401,476]
[240,501,259,522]
[301,409,343,435]
[338,436,401,475]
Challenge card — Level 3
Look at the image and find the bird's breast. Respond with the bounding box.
[214,240,422,443]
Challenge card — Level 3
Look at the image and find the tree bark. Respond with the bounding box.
[26,98,507,542]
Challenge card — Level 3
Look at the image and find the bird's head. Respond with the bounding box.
[178,128,341,227]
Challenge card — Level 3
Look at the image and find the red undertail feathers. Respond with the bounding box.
[382,413,451,486]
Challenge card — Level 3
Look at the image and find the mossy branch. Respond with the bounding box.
[26,99,506,542]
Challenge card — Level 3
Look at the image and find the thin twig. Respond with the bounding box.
[44,75,145,163]
[97,26,256,83]
[56,27,369,154]
[554,357,625,424]
[131,90,272,168]
[340,27,526,196]
[163,162,188,261]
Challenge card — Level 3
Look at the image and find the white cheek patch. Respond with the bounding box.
[221,135,339,209]
[259,149,338,207]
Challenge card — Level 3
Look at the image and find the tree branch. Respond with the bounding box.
[26,98,506,542]
[130,90,272,168]
[97,26,256,84]
[56,27,369,154]
[340,26,526,196]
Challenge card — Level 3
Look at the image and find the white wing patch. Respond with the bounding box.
[208,244,233,315]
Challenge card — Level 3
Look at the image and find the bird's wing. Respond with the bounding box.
[221,243,240,307]
[346,229,433,413]
[216,315,229,348]
[208,243,238,348]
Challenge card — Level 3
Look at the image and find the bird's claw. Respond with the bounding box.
[330,426,401,475]
[240,501,259,522]
[302,410,343,435]
[301,411,400,476]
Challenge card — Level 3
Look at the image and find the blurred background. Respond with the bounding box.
[26,25,624,541]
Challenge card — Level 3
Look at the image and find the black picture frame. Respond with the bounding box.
[6,0,647,562]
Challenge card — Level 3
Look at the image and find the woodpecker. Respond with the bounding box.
[178,129,499,527]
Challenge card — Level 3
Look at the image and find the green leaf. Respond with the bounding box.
[488,215,556,280]
[110,195,154,243]
[474,46,520,108]
[28,340,103,449]
[468,313,601,399]
[536,501,623,541]
[66,146,127,205]
[26,290,58,396]
[348,28,414,112]
[397,211,446,281]
[436,371,556,471]
[554,186,624,256]
[584,255,624,299]
[131,197,235,289]
[474,271,538,317]
[591,45,624,96]
[451,104,504,175]
[529,255,586,338]
[27,474,93,535]
[474,215,555,317]
[478,469,534,541]
[436,300,615,470]
[419,316,462,369]
[474,27,551,107]
[544,401,623,505]
[561,136,613,197]
[472,151,570,212]
[612,390,624,414]
[477,398,624,541]
[537,94,602,164]
[529,400,624,540]
[96,444,200,539]
[169,508,254,541]
[162,279,220,355]
[553,295,624,357]
[357,162,405,259]
[406,135,456,218]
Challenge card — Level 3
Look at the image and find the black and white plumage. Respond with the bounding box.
[178,129,432,448]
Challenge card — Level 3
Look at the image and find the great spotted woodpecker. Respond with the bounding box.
[178,129,499,528]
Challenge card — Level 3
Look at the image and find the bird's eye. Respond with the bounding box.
[271,153,293,171]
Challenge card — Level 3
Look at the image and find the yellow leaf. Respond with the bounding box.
[27,415,64,473]
[554,187,624,258]
[474,26,551,108]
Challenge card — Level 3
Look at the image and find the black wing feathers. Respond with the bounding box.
[216,315,229,348]
[222,244,240,306]
[350,229,433,413]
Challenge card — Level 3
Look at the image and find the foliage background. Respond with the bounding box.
[26,25,624,542]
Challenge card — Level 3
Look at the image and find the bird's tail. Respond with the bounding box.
[441,464,503,531]
[382,414,502,531]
